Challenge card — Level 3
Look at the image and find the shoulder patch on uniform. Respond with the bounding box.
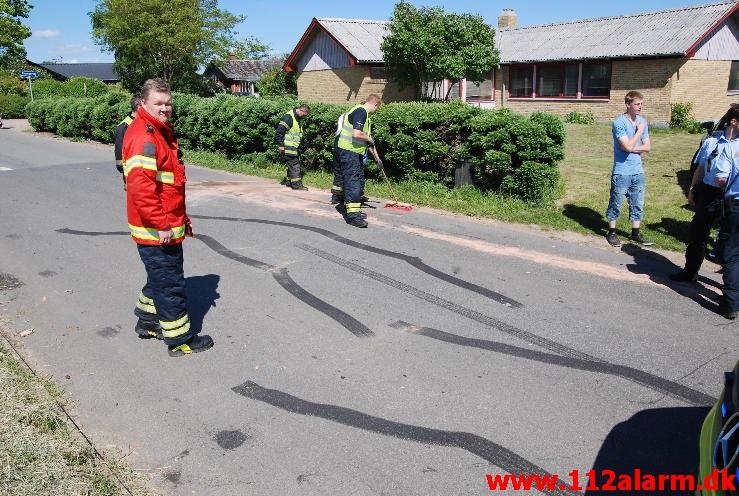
[143,141,156,158]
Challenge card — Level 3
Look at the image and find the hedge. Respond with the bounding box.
[26,93,565,203]
[0,95,31,118]
[30,77,111,99]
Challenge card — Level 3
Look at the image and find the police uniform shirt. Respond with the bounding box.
[701,133,731,187]
[721,139,739,199]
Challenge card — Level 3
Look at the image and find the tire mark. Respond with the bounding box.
[297,244,597,362]
[56,228,372,338]
[190,214,522,308]
[390,321,715,406]
[232,381,574,496]
[193,235,373,338]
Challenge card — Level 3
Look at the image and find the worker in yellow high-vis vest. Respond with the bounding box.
[114,94,141,189]
[275,104,310,190]
[337,94,381,228]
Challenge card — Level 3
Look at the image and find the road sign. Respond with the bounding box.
[20,71,38,78]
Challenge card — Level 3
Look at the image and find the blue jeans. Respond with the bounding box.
[606,173,645,222]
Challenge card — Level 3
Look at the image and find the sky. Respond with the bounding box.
[23,0,722,64]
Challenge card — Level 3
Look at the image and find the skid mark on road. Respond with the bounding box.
[188,183,659,288]
[298,244,597,362]
[190,214,521,308]
[56,228,373,338]
[232,380,575,496]
[389,321,715,406]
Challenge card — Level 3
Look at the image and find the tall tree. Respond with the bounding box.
[381,2,499,100]
[0,0,33,68]
[90,0,263,92]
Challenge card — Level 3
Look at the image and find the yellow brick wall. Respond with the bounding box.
[670,59,737,121]
[297,67,416,104]
[494,59,680,124]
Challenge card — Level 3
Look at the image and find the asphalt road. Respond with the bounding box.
[0,121,737,496]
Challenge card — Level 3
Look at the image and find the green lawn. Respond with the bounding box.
[185,123,703,252]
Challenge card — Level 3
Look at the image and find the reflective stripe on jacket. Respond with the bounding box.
[337,104,371,155]
[122,106,188,245]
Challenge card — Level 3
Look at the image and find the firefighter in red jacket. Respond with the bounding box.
[123,78,213,357]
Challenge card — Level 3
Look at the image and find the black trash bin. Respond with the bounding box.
[454,158,473,188]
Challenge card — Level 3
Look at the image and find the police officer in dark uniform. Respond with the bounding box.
[275,104,310,190]
[114,94,141,188]
[715,109,739,319]
[671,107,739,282]
[336,94,381,228]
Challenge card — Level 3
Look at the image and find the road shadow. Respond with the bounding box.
[646,216,691,246]
[621,244,721,313]
[586,406,709,495]
[185,274,220,335]
[562,204,608,237]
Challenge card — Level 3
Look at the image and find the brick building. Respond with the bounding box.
[286,2,739,124]
[283,17,415,104]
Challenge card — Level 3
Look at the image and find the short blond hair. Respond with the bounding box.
[364,94,381,104]
[625,91,643,104]
[140,78,171,102]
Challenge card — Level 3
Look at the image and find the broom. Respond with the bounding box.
[369,145,413,212]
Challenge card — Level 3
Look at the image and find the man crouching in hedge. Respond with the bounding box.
[276,104,310,190]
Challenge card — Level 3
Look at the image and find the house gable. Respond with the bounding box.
[295,29,352,72]
[692,12,739,60]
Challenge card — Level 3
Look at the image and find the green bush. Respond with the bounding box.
[28,77,111,99]
[0,95,31,118]
[27,93,566,203]
[0,72,27,96]
[564,110,596,125]
[670,102,704,134]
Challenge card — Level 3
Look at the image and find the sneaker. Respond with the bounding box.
[168,335,214,357]
[135,319,163,340]
[291,182,308,191]
[669,271,697,283]
[347,216,368,228]
[606,232,621,247]
[629,232,654,246]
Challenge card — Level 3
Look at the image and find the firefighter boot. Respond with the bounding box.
[347,215,368,228]
[168,334,214,357]
[135,318,164,340]
[291,181,308,191]
[331,194,344,205]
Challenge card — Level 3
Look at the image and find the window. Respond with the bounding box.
[729,61,739,92]
[369,66,388,81]
[510,66,533,97]
[466,70,494,101]
[506,61,610,99]
[582,63,611,98]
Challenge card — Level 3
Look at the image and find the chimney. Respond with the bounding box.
[228,52,237,61]
[498,9,518,30]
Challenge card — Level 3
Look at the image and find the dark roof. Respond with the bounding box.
[207,59,280,82]
[35,63,118,81]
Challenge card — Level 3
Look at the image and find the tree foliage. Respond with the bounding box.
[0,0,32,68]
[90,0,263,93]
[255,58,296,97]
[381,2,499,99]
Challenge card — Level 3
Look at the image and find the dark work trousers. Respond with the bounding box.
[721,209,739,311]
[135,243,193,347]
[683,183,724,276]
[283,155,301,181]
[331,136,343,199]
[339,148,364,218]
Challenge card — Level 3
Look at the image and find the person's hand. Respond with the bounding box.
[366,137,375,147]
[158,229,174,244]
[635,120,645,135]
[278,146,285,155]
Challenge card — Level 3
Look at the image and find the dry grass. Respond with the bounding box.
[0,339,154,496]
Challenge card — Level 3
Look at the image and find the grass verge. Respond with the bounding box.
[185,123,702,252]
[0,337,153,496]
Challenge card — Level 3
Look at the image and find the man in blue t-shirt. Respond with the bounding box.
[605,91,653,247]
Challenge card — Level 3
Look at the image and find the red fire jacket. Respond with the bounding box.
[122,106,189,245]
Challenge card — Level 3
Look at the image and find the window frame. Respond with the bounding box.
[728,61,739,94]
[465,69,496,102]
[506,60,611,101]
